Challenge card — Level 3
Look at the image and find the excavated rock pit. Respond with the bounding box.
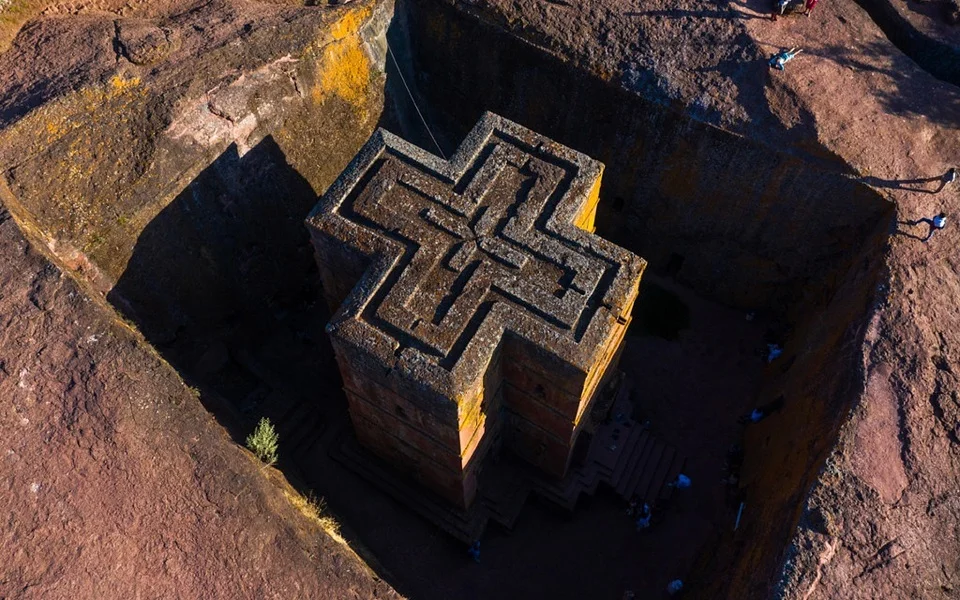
[377,3,896,596]
[0,0,901,597]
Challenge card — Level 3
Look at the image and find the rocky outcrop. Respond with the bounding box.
[0,192,401,598]
[0,1,402,597]
[0,0,392,292]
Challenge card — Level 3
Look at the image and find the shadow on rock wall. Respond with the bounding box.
[108,136,340,448]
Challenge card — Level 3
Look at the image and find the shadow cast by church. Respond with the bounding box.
[108,136,341,448]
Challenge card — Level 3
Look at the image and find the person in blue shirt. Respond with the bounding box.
[766,343,783,362]
[738,395,786,424]
[635,503,653,531]
[467,540,481,563]
[769,47,802,70]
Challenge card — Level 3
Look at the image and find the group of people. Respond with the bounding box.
[624,474,691,597]
[627,473,691,532]
[764,3,956,246]
[767,0,808,72]
[773,0,818,18]
[767,0,817,70]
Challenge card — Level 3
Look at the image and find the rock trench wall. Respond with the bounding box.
[699,222,889,598]
[0,0,393,354]
[391,1,894,596]
[393,0,893,317]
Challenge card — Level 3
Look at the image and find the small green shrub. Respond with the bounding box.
[246,417,279,466]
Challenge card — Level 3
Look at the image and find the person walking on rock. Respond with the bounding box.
[935,167,957,193]
[804,0,819,15]
[769,47,802,70]
[921,212,947,242]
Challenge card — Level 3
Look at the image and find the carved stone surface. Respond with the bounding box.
[307,113,645,508]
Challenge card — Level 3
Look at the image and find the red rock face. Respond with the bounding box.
[0,201,401,600]
[308,113,644,508]
[0,2,404,598]
[850,364,908,505]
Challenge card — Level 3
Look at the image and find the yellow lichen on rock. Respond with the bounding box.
[329,4,372,40]
[108,74,141,92]
[310,7,372,112]
[313,41,370,107]
[79,74,143,109]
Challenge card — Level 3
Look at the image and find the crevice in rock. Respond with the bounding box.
[855,0,960,86]
[112,20,131,64]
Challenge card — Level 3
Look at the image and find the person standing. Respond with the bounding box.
[635,503,653,531]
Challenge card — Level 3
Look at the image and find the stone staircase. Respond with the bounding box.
[328,374,687,543]
[528,381,686,511]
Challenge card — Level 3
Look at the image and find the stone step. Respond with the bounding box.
[330,429,485,543]
[534,484,579,512]
[641,445,676,505]
[479,496,520,529]
[626,442,665,501]
[287,415,324,456]
[582,468,601,493]
[592,423,628,475]
[615,432,652,497]
[322,373,690,542]
[532,474,579,511]
[273,391,306,422]
[275,399,322,456]
[478,471,530,530]
[621,435,659,500]
[609,424,644,484]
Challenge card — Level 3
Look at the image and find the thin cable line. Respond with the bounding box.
[386,42,447,160]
